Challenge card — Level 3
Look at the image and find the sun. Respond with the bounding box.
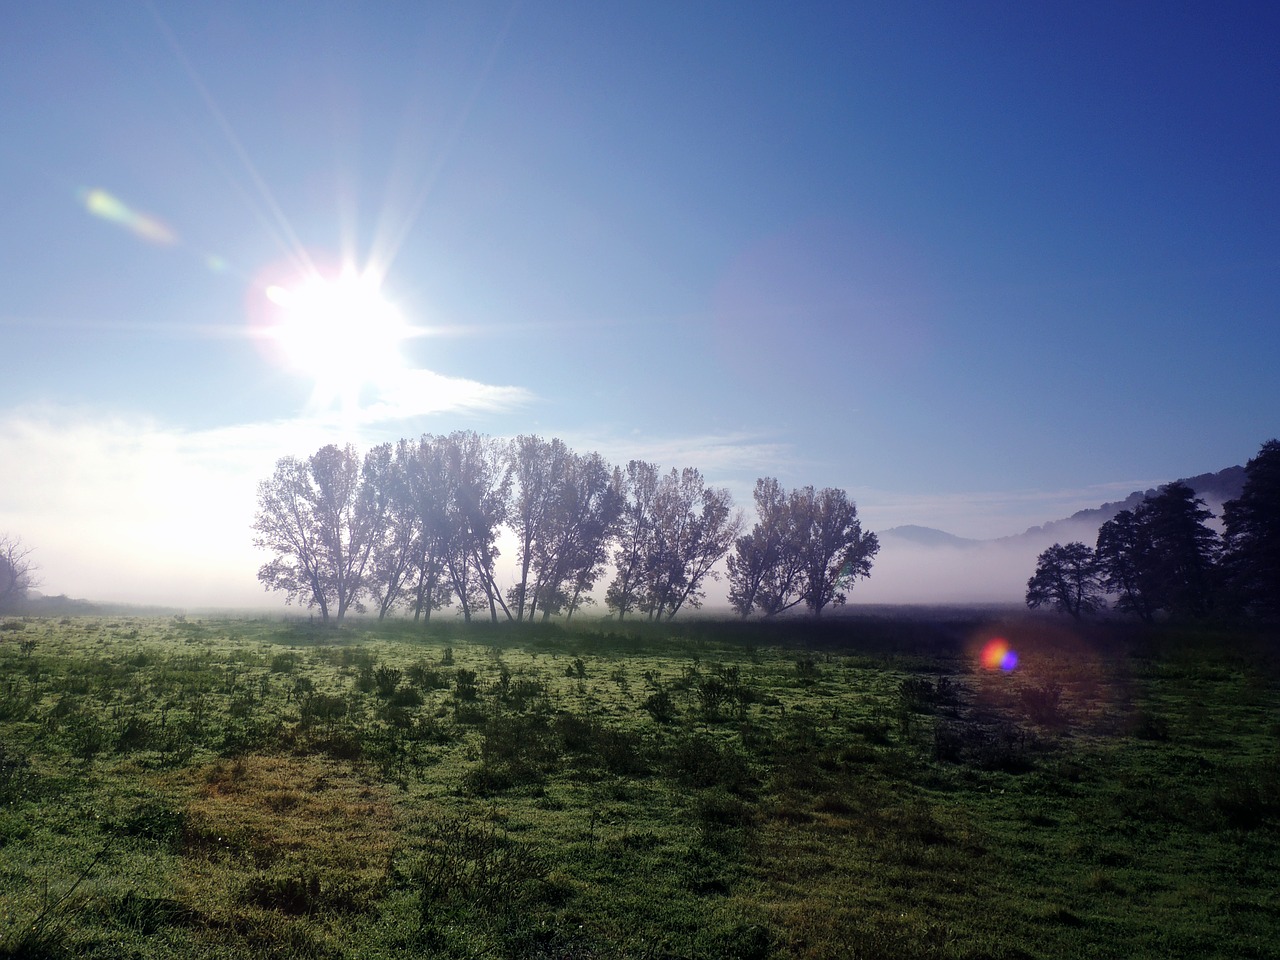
[262,267,410,406]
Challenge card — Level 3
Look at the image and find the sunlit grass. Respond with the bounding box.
[0,613,1276,958]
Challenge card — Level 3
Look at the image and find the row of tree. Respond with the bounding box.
[253,432,878,624]
[1026,439,1280,621]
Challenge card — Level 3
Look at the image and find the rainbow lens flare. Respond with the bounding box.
[82,188,176,244]
[980,638,1018,671]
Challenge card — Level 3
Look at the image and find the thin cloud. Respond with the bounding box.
[356,369,533,424]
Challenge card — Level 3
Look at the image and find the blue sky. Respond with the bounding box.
[1,2,1277,607]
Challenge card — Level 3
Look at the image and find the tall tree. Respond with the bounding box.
[436,431,511,623]
[728,482,878,617]
[1139,481,1219,618]
[528,451,623,621]
[0,534,38,613]
[1095,482,1219,620]
[640,468,741,621]
[796,486,879,615]
[252,444,385,624]
[363,442,419,619]
[1222,439,1280,619]
[398,435,453,621]
[506,435,572,621]
[727,478,802,616]
[1025,542,1106,619]
[605,460,660,620]
[1095,509,1155,622]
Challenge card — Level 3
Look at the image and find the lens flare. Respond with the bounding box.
[81,188,176,244]
[980,638,1018,671]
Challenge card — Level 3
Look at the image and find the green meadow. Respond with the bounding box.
[0,613,1276,959]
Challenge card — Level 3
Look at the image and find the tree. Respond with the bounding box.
[1025,542,1106,619]
[605,460,660,620]
[363,442,419,620]
[0,535,38,613]
[252,444,385,624]
[727,478,805,616]
[504,437,620,622]
[1095,509,1155,622]
[639,468,741,621]
[435,431,511,623]
[796,486,879,615]
[728,481,878,617]
[1095,481,1219,620]
[506,435,572,621]
[1222,439,1280,619]
[398,436,452,622]
[529,451,622,621]
[1138,481,1219,618]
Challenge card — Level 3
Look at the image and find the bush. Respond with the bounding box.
[1020,680,1065,726]
[665,735,754,794]
[409,813,544,922]
[0,741,36,804]
[643,686,676,723]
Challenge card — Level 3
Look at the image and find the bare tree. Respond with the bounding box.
[0,534,38,612]
[252,444,385,624]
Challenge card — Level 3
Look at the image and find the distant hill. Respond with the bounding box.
[867,464,1247,604]
[1000,464,1246,546]
[878,525,983,548]
[880,464,1247,550]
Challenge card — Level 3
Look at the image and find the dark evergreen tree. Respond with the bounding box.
[1222,439,1280,620]
[1095,509,1156,622]
[1097,481,1218,620]
[1139,481,1219,618]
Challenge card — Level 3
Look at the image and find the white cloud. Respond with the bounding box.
[352,369,534,424]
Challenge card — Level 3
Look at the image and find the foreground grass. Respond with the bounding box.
[0,613,1276,958]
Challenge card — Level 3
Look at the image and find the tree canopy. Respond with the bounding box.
[727,480,878,617]
[1025,542,1105,620]
[1222,439,1280,620]
[254,437,877,624]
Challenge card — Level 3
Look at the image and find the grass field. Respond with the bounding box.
[0,612,1276,959]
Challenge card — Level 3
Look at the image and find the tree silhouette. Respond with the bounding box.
[252,445,384,624]
[637,468,740,621]
[1095,509,1155,622]
[1025,541,1105,619]
[1139,481,1219,618]
[605,461,661,620]
[1095,481,1219,620]
[727,481,878,617]
[1222,439,1280,620]
[0,534,38,613]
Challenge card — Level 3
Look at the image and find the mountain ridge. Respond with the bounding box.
[881,464,1247,547]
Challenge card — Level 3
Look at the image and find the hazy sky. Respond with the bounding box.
[2,2,1277,607]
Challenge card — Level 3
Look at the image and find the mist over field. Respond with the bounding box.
[13,454,1245,615]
